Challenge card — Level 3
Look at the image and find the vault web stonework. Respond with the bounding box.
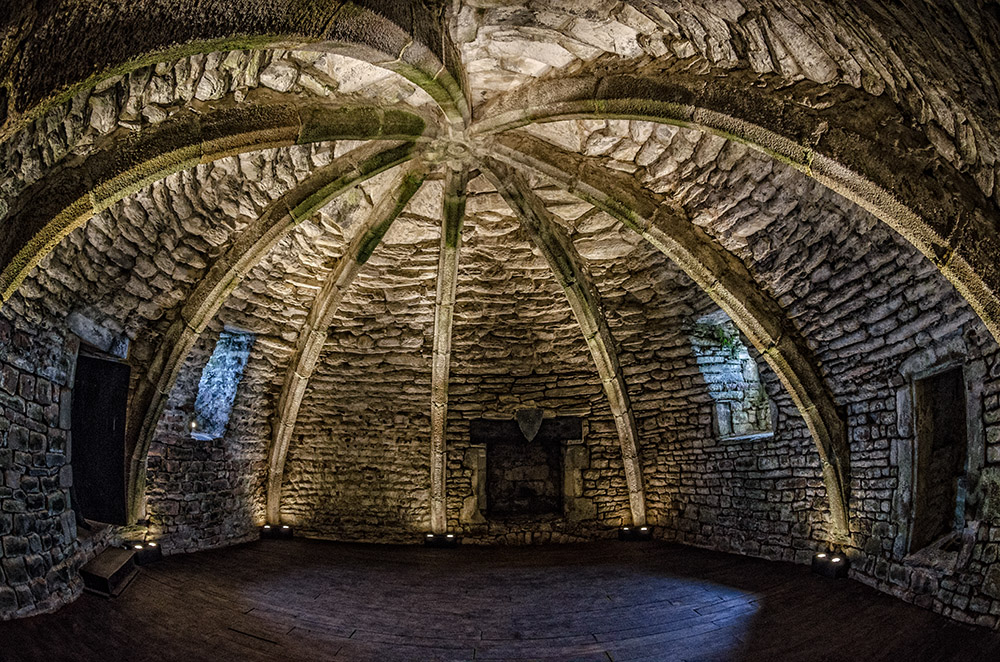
[0,1,999,633]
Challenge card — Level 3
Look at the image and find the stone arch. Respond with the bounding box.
[124,139,426,523]
[472,68,1000,346]
[0,97,436,305]
[488,131,851,542]
[4,2,993,549]
[483,158,649,527]
[0,1,469,141]
[264,162,429,524]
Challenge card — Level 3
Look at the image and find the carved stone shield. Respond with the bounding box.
[516,408,544,442]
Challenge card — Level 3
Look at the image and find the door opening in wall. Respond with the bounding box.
[71,353,131,525]
[909,366,968,553]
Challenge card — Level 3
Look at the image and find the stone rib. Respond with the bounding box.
[125,140,424,524]
[483,158,647,527]
[1,2,470,141]
[471,70,1000,347]
[264,162,429,524]
[0,100,434,307]
[429,166,469,533]
[491,133,852,543]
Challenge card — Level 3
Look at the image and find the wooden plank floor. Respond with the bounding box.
[2,539,998,661]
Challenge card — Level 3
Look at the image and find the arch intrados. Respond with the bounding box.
[471,72,1000,345]
[2,2,469,142]
[0,93,438,306]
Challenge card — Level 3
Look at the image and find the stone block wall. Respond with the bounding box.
[283,408,432,543]
[643,363,829,563]
[143,327,270,554]
[277,217,438,543]
[0,5,998,631]
[0,311,81,619]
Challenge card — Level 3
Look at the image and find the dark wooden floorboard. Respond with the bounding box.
[1,538,998,662]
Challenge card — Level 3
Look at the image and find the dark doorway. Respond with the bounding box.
[474,417,581,518]
[71,354,131,525]
[910,367,967,552]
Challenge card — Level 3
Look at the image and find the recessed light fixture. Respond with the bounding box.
[812,551,849,578]
[424,533,460,548]
[619,526,653,541]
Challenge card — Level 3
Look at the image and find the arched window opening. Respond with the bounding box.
[690,311,773,439]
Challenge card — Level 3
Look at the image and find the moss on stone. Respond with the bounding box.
[357,172,426,264]
[6,36,303,143]
[442,172,469,249]
[291,142,417,223]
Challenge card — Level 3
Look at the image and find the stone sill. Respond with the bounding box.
[720,431,774,443]
[902,525,977,573]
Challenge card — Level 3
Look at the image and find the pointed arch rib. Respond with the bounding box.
[482,158,647,527]
[490,133,851,543]
[124,139,423,524]
[472,72,1000,347]
[429,167,469,533]
[0,99,433,306]
[264,162,429,524]
[2,1,469,141]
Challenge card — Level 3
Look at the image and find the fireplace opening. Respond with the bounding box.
[910,366,968,553]
[472,417,581,519]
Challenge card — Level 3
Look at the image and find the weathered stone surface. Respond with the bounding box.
[0,309,82,620]
[2,1,1000,633]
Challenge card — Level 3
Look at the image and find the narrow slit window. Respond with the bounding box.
[192,329,255,440]
[910,366,967,552]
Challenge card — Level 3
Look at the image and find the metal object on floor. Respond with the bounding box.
[812,551,850,578]
[129,541,163,566]
[262,524,294,539]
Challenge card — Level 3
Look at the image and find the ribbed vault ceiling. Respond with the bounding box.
[2,1,998,539]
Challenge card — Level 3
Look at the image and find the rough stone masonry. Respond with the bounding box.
[1,0,1000,632]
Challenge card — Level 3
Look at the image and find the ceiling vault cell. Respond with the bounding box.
[483,158,647,528]
[429,166,470,533]
[123,139,427,524]
[264,162,430,524]
[471,71,1000,348]
[0,100,435,307]
[0,2,470,142]
[489,133,851,543]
